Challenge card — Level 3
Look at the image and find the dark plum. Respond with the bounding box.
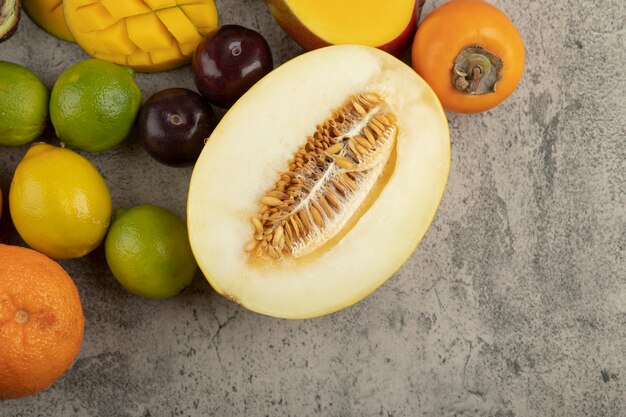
[192,25,273,109]
[137,88,217,166]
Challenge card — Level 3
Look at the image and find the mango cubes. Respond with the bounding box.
[63,0,219,72]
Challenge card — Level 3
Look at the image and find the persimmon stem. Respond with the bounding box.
[452,45,503,95]
[467,66,483,93]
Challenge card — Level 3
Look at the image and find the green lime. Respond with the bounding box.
[0,61,49,147]
[49,59,141,152]
[105,205,197,299]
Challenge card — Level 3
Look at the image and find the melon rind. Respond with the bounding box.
[187,45,449,319]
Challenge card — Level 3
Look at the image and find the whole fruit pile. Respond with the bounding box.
[0,0,526,398]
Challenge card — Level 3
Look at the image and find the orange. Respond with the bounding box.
[0,244,84,400]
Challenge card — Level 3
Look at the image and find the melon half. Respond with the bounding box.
[187,45,449,319]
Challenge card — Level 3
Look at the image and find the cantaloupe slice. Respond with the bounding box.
[187,45,450,319]
[63,0,218,72]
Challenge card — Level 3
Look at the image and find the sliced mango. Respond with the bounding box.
[23,0,75,42]
[150,47,186,67]
[63,0,219,72]
[266,0,419,56]
[156,7,202,45]
[80,31,113,54]
[280,0,415,46]
[126,13,172,51]
[143,0,177,9]
[75,2,116,31]
[180,4,218,36]
[71,0,99,6]
[127,50,153,68]
[94,52,127,66]
[100,0,151,19]
[179,40,199,57]
[97,20,136,55]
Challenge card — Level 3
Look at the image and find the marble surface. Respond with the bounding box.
[0,0,624,416]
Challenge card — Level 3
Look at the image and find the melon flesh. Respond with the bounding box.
[187,45,449,319]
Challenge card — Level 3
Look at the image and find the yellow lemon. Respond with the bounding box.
[9,143,112,259]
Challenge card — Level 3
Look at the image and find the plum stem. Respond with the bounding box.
[170,114,183,125]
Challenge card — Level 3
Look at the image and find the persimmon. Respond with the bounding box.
[412,0,524,113]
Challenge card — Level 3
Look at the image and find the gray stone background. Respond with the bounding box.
[1,0,624,416]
